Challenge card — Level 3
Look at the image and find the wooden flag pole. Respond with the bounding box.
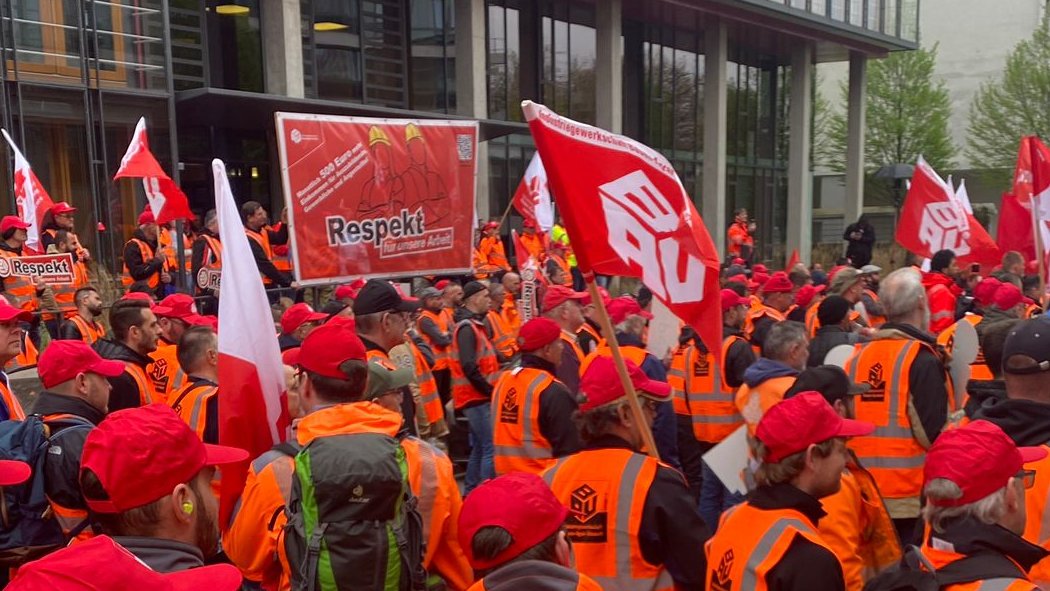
[584,275,660,459]
[497,199,515,230]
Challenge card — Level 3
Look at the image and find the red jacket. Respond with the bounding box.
[922,272,960,335]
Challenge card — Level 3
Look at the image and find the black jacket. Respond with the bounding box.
[965,379,1007,419]
[750,312,781,354]
[123,229,165,298]
[113,536,208,573]
[93,338,154,412]
[31,391,106,512]
[879,323,950,443]
[277,332,301,351]
[246,224,291,287]
[584,435,709,591]
[976,397,1050,447]
[521,354,581,458]
[453,306,496,405]
[925,516,1047,578]
[57,314,103,342]
[190,229,220,296]
[723,326,755,389]
[843,221,875,268]
[478,560,594,591]
[807,326,859,369]
[745,483,846,591]
[577,318,601,355]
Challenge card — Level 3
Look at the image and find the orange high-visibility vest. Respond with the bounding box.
[201,234,222,269]
[667,338,744,444]
[845,339,941,509]
[921,537,1035,591]
[50,260,89,316]
[0,249,39,311]
[245,229,274,285]
[744,304,786,354]
[548,254,572,286]
[1026,304,1042,319]
[519,232,546,263]
[579,342,647,378]
[805,304,820,338]
[417,309,451,372]
[487,309,518,360]
[578,322,600,350]
[735,374,796,436]
[938,315,992,383]
[863,290,887,328]
[6,334,38,373]
[501,294,522,336]
[0,380,24,420]
[1019,447,1050,583]
[159,229,192,273]
[705,502,842,591]
[121,238,163,289]
[449,319,499,409]
[408,340,443,425]
[543,448,674,591]
[169,379,217,441]
[148,341,182,405]
[492,367,559,476]
[123,362,156,407]
[68,315,106,345]
[561,331,585,366]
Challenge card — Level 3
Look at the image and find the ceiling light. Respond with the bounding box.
[314,21,349,31]
[215,4,250,15]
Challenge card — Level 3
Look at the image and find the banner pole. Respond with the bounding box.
[496,199,515,230]
[584,274,659,460]
[1033,195,1047,307]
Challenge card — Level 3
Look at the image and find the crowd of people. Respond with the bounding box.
[1,201,1050,591]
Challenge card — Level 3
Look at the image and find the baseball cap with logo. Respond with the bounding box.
[924,420,1046,507]
[458,472,569,570]
[720,288,750,312]
[80,405,248,513]
[38,340,124,389]
[541,285,586,313]
[0,216,29,233]
[298,317,367,379]
[578,356,671,412]
[1003,316,1050,374]
[756,392,874,463]
[280,303,327,335]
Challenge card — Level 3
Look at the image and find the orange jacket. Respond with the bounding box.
[225,403,472,591]
[1021,447,1050,584]
[500,293,522,336]
[726,222,752,257]
[478,236,511,272]
[519,232,546,263]
[818,455,901,590]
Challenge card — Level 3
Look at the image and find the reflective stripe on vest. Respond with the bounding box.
[125,363,155,406]
[410,341,443,425]
[418,309,451,369]
[579,343,647,378]
[740,517,815,590]
[492,367,556,475]
[412,438,438,545]
[121,238,161,289]
[245,229,273,285]
[450,320,499,409]
[0,250,38,311]
[171,382,217,440]
[70,315,106,345]
[51,261,89,312]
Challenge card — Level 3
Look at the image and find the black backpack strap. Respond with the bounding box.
[272,441,300,457]
[935,551,1029,587]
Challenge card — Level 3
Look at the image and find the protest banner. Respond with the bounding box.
[275,113,478,285]
[0,253,75,285]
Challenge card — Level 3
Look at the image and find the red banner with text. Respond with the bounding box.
[275,113,478,285]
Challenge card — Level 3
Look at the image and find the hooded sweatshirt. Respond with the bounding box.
[976,398,1050,447]
[473,560,600,591]
[742,358,800,388]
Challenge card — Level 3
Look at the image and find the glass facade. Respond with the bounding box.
[755,0,919,42]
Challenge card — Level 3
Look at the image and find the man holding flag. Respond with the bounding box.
[121,209,171,299]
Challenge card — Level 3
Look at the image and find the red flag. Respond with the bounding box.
[2,129,55,254]
[115,117,194,224]
[511,153,555,231]
[896,157,1000,265]
[997,193,1036,260]
[522,101,722,359]
[1024,136,1050,277]
[213,158,289,527]
[784,249,800,273]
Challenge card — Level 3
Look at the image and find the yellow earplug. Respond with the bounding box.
[182,501,194,515]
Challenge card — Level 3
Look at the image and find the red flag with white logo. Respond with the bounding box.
[522,100,722,358]
[1,129,55,254]
[896,157,1000,265]
[213,158,289,526]
[114,117,194,224]
[511,152,555,231]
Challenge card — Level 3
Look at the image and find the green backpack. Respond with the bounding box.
[284,431,427,591]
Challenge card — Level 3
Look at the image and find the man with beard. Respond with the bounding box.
[59,287,107,344]
[922,249,962,334]
[78,404,248,573]
[94,299,165,412]
[121,209,170,300]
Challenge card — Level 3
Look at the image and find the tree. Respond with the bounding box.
[967,14,1050,179]
[829,46,956,177]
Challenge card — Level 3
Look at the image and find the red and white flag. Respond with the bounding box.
[997,192,1035,261]
[1,129,54,254]
[522,100,722,359]
[114,117,194,224]
[1021,136,1050,277]
[511,152,555,231]
[213,158,289,526]
[896,157,1000,265]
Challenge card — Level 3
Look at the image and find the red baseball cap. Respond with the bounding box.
[607,296,654,324]
[579,355,670,412]
[281,347,301,366]
[298,316,367,378]
[0,300,32,323]
[0,460,30,486]
[973,277,1002,307]
[752,264,768,274]
[580,286,611,307]
[518,317,561,351]
[756,392,874,462]
[280,303,327,334]
[137,209,155,225]
[761,271,793,294]
[993,283,1024,310]
[458,472,568,570]
[794,284,826,309]
[523,218,537,229]
[0,216,29,233]
[483,221,500,231]
[80,404,248,513]
[542,285,586,313]
[6,534,242,591]
[720,288,750,312]
[38,340,124,389]
[50,202,77,216]
[924,420,1046,507]
[726,274,757,291]
[156,293,206,324]
[334,284,360,301]
[731,257,746,265]
[435,279,451,291]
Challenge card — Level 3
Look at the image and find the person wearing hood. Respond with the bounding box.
[923,249,962,334]
[918,420,1048,589]
[94,298,165,412]
[807,296,862,369]
[974,316,1050,584]
[977,283,1026,337]
[736,321,808,435]
[964,319,1017,419]
[460,472,600,591]
[121,209,170,299]
[843,215,875,268]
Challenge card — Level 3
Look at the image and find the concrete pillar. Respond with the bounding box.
[595,0,622,133]
[455,0,490,218]
[261,0,304,98]
[787,42,813,262]
[844,52,867,227]
[702,18,728,255]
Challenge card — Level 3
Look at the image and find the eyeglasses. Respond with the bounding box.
[1017,469,1037,490]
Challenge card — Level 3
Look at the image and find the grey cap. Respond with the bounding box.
[364,361,415,400]
[860,264,883,275]
[419,287,442,300]
[829,267,863,296]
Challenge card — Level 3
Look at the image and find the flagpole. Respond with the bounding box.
[496,199,514,230]
[584,273,659,460]
[1033,195,1047,306]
